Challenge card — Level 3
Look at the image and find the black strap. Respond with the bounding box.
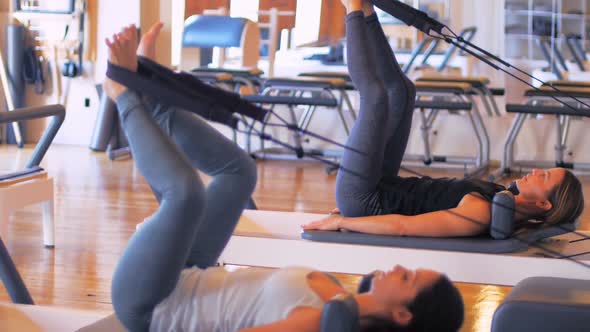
[106,57,267,128]
[22,47,45,94]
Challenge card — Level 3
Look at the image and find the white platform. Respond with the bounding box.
[219,210,590,286]
[0,303,113,332]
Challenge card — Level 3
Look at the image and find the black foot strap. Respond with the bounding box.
[106,56,268,128]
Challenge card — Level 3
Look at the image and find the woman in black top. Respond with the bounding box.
[304,0,584,237]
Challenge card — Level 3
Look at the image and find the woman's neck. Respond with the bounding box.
[513,196,541,222]
[353,293,390,319]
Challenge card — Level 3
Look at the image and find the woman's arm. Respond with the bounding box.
[238,307,322,332]
[303,194,491,237]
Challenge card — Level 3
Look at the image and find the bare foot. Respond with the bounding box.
[361,0,375,16]
[104,25,140,100]
[340,0,362,12]
[137,22,164,60]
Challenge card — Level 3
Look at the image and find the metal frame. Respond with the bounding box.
[0,237,34,304]
[0,104,65,305]
[565,34,586,72]
[249,82,356,164]
[495,97,590,180]
[0,105,65,169]
[404,90,491,178]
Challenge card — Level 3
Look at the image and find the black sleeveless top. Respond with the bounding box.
[378,176,505,216]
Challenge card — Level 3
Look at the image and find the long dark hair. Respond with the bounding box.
[543,170,584,226]
[359,274,464,332]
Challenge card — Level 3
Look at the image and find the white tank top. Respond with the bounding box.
[149,266,325,332]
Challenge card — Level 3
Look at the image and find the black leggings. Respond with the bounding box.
[336,12,416,217]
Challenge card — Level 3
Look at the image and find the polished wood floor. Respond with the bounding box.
[0,145,589,331]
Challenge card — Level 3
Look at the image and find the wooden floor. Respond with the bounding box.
[1,145,589,331]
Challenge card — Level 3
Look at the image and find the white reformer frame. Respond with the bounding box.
[218,210,590,286]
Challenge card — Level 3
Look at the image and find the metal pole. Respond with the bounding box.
[0,48,24,146]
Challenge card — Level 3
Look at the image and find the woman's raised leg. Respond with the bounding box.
[362,2,416,180]
[105,27,206,331]
[136,24,257,269]
[336,3,392,217]
[150,107,257,268]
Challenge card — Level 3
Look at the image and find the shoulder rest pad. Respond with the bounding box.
[321,294,360,332]
[490,191,516,240]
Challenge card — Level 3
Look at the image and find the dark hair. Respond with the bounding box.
[543,170,584,226]
[360,274,464,332]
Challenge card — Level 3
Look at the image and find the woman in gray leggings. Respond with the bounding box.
[104,8,464,332]
[305,1,584,237]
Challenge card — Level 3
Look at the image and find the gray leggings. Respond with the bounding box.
[110,92,257,331]
[336,12,416,217]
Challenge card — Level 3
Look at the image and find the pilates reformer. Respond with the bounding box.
[535,36,590,83]
[0,235,360,332]
[219,200,590,287]
[407,26,478,75]
[565,34,588,72]
[244,77,358,164]
[243,92,341,160]
[415,74,504,117]
[409,80,491,177]
[189,67,265,94]
[493,85,590,180]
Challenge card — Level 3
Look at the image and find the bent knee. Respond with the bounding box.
[335,184,382,217]
[167,172,206,207]
[240,156,258,194]
[387,79,415,101]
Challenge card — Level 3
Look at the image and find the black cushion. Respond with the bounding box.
[492,277,590,332]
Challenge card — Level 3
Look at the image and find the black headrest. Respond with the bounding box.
[321,294,360,332]
[490,191,516,240]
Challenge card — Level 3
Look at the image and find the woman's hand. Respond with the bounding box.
[302,214,345,231]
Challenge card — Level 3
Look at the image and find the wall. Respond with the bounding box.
[185,0,229,18]
[456,0,504,56]
[259,0,296,30]
[317,0,345,45]
[1,0,175,146]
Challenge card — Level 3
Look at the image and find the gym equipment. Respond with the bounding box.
[181,15,260,70]
[218,209,590,286]
[412,27,478,74]
[247,77,356,162]
[298,71,491,178]
[2,24,26,146]
[0,104,65,249]
[565,34,587,72]
[416,75,504,116]
[244,91,341,160]
[491,277,590,332]
[1,232,361,332]
[190,66,265,94]
[106,56,268,129]
[493,86,590,180]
